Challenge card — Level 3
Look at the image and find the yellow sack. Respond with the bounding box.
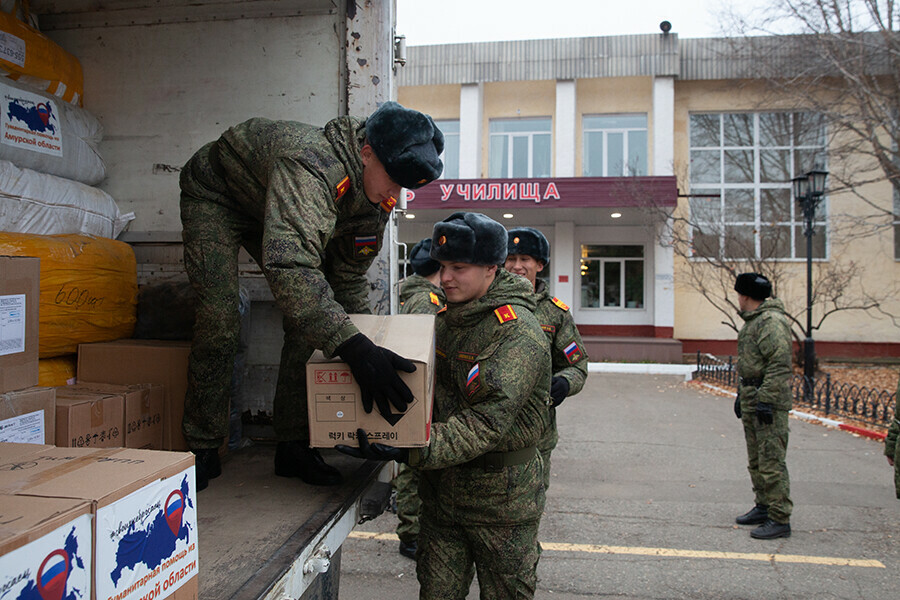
[0,232,137,357]
[0,9,84,105]
[38,353,76,386]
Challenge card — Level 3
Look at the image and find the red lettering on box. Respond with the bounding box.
[314,369,353,385]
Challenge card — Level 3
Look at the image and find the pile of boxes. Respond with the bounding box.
[1,256,199,598]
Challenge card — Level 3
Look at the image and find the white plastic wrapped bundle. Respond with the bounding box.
[0,77,105,184]
[0,160,132,238]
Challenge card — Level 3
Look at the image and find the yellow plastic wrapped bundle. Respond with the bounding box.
[38,353,76,386]
[0,232,137,357]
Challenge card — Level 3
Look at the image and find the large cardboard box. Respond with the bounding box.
[0,256,39,393]
[77,339,191,451]
[306,314,435,448]
[0,494,93,600]
[54,387,125,448]
[0,444,199,600]
[56,382,164,450]
[0,386,55,444]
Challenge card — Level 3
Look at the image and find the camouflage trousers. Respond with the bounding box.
[417,516,541,600]
[393,463,421,543]
[538,407,557,491]
[742,408,793,523]
[180,145,314,448]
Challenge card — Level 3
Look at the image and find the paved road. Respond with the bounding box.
[339,373,898,599]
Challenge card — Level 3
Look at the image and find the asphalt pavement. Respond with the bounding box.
[339,372,899,599]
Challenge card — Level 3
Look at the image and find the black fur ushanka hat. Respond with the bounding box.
[734,272,772,301]
[409,238,440,276]
[430,212,508,266]
[365,101,444,190]
[507,227,550,266]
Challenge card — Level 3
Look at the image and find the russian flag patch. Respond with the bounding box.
[563,341,583,364]
[354,235,377,256]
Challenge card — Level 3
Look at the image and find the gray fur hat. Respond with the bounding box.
[365,101,444,190]
[409,238,440,276]
[430,212,508,266]
[507,227,550,266]
[734,272,772,301]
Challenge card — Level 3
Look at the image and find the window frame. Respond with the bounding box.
[579,244,646,310]
[434,119,460,180]
[488,117,552,178]
[582,113,649,177]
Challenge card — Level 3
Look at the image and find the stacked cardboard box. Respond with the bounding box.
[0,443,198,600]
[55,382,164,450]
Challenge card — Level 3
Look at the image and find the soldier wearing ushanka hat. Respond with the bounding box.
[179,102,443,492]
[337,212,552,598]
[732,272,793,539]
[505,227,588,490]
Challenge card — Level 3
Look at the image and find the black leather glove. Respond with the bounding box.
[336,428,410,463]
[756,402,774,425]
[336,333,416,418]
[550,376,570,408]
[733,394,742,419]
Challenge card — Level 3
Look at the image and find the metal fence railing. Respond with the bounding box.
[695,352,897,429]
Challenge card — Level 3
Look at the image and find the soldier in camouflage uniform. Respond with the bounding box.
[506,227,588,490]
[884,376,900,499]
[394,237,445,560]
[338,212,552,599]
[733,272,793,539]
[179,102,443,490]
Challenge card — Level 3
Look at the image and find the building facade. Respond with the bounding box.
[396,32,900,361]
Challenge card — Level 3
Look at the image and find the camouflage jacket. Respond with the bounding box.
[885,377,900,459]
[737,298,793,411]
[533,280,589,451]
[398,274,445,315]
[183,117,391,356]
[408,268,551,524]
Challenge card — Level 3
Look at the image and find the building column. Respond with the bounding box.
[652,75,675,335]
[553,221,575,303]
[652,76,674,177]
[459,83,483,179]
[555,79,576,177]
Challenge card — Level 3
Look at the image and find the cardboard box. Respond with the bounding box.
[0,444,199,600]
[77,339,191,451]
[55,387,125,448]
[306,314,435,448]
[0,494,93,600]
[0,385,55,444]
[57,382,164,450]
[0,256,39,394]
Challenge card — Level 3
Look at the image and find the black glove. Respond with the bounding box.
[756,402,774,425]
[336,428,410,463]
[337,333,416,418]
[733,394,742,419]
[550,376,570,408]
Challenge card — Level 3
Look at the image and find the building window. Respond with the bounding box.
[435,119,459,179]
[580,245,644,309]
[689,112,827,260]
[583,114,648,176]
[489,118,551,178]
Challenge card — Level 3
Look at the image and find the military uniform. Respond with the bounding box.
[532,280,588,489]
[408,268,551,600]
[737,297,794,525]
[395,273,445,549]
[884,377,900,498]
[180,116,391,448]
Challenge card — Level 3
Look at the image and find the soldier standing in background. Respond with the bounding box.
[733,272,793,539]
[506,227,588,489]
[884,377,900,499]
[338,212,551,599]
[179,102,443,490]
[394,237,445,560]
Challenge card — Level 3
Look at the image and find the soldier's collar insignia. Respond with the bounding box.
[494,305,518,324]
[354,235,377,256]
[335,176,350,201]
[437,305,447,314]
[380,196,397,212]
[551,297,570,311]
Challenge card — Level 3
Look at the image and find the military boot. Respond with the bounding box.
[735,504,768,525]
[275,441,343,486]
[750,519,791,539]
[399,540,417,561]
[192,448,222,492]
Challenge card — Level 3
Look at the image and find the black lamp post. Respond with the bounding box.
[791,169,828,398]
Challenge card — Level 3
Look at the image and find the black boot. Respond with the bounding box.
[735,504,768,525]
[750,519,791,539]
[398,540,417,561]
[275,441,343,486]
[192,448,222,492]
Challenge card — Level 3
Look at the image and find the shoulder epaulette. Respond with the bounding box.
[494,305,518,323]
[379,195,397,212]
[551,297,569,311]
[429,292,440,306]
[335,176,350,201]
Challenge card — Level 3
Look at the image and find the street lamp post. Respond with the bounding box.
[791,169,828,400]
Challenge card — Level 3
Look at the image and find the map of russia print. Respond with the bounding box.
[95,466,198,600]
